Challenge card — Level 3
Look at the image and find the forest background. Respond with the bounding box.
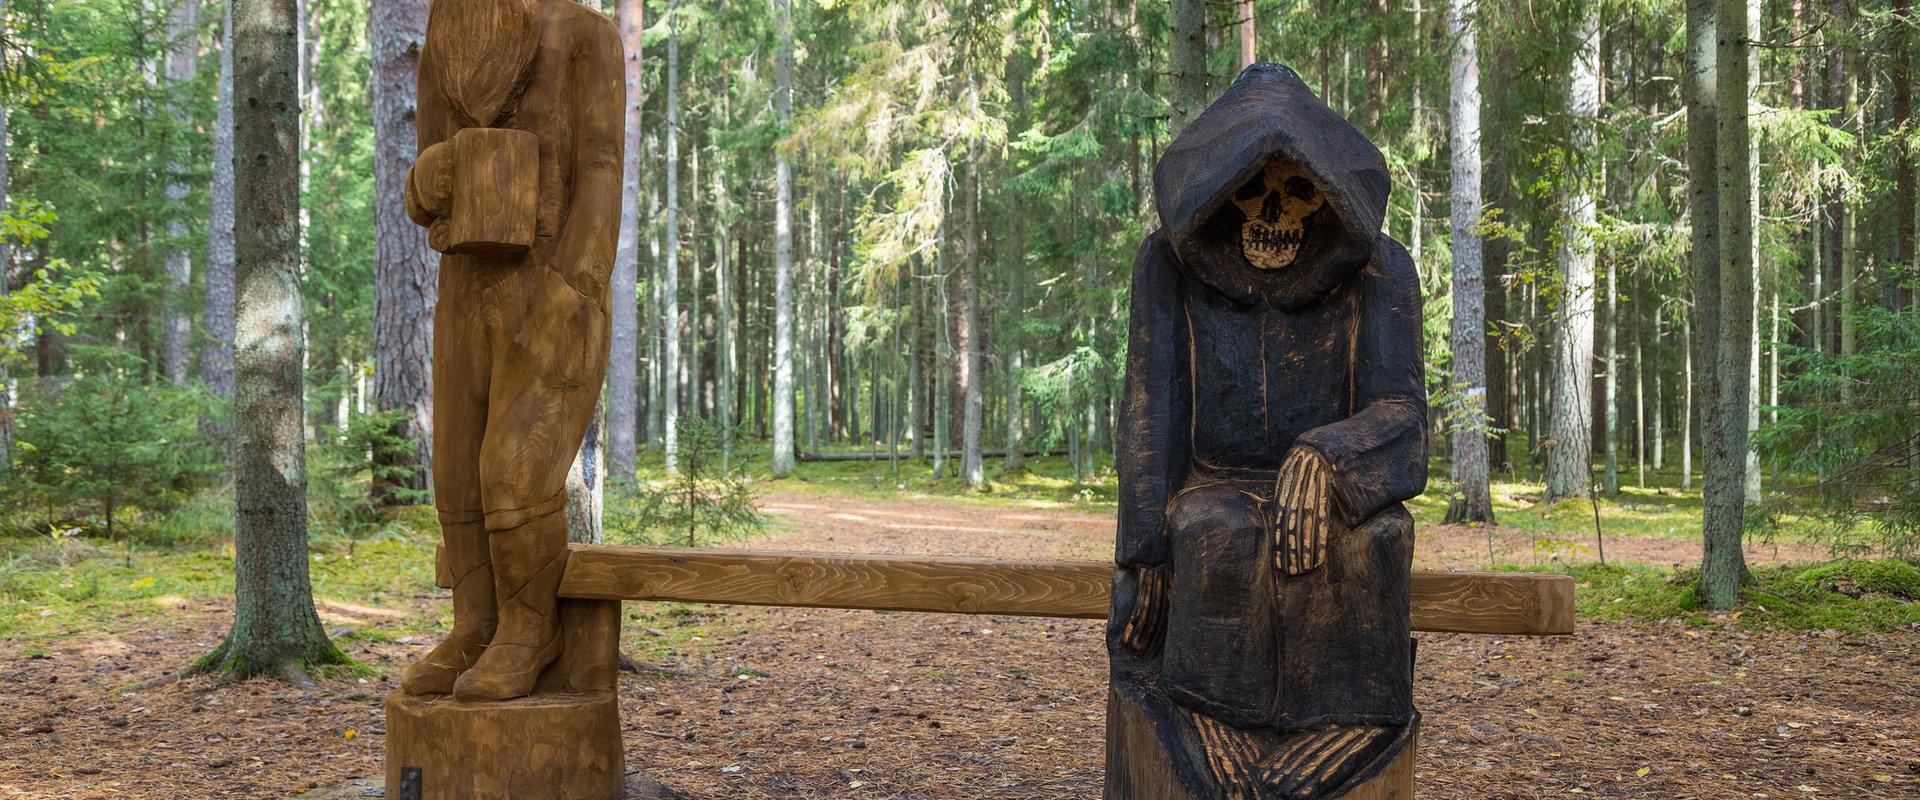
[1,0,1918,641]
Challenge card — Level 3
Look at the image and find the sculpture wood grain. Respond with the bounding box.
[388,0,626,797]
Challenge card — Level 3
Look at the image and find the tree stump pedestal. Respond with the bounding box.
[385,597,624,800]
[386,689,622,800]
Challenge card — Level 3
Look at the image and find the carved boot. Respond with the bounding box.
[452,509,567,701]
[400,514,496,695]
[1259,724,1399,799]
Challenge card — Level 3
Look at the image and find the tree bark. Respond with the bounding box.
[1700,0,1753,610]
[370,0,435,499]
[203,0,238,404]
[160,0,201,385]
[608,0,644,480]
[206,0,342,679]
[1444,0,1492,523]
[0,0,10,473]
[959,145,984,489]
[1895,0,1915,308]
[1169,0,1206,130]
[1238,0,1257,68]
[663,3,682,470]
[1545,1,1599,503]
[771,0,797,476]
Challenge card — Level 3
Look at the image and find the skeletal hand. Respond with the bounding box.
[1273,447,1335,575]
[1119,564,1169,652]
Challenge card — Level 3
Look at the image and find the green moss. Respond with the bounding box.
[1515,559,1920,633]
[1792,558,1920,599]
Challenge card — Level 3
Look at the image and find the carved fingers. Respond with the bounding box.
[1261,725,1391,799]
[1274,448,1333,576]
[405,141,456,228]
[1120,564,1169,653]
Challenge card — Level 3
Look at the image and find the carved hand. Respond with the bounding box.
[1118,564,1169,652]
[1273,447,1336,576]
[405,141,456,251]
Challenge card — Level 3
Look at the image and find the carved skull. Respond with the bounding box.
[1231,160,1326,270]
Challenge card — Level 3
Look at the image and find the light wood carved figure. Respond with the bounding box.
[400,0,624,703]
[1107,64,1428,800]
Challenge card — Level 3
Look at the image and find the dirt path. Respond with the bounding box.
[1,493,1911,799]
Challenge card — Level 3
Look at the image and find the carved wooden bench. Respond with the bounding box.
[388,544,1573,798]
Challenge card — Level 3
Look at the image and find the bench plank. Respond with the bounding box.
[554,545,1575,636]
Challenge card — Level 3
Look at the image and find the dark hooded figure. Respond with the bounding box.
[1105,65,1427,799]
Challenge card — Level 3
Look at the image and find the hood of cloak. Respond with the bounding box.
[1153,63,1391,311]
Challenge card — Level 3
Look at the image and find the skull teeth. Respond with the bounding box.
[1244,227,1302,252]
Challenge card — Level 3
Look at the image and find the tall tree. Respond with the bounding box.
[1238,0,1257,68]
[202,0,343,681]
[0,0,10,473]
[370,0,434,498]
[607,0,643,479]
[770,0,796,476]
[662,1,681,470]
[958,145,983,489]
[159,0,201,385]
[1701,0,1755,609]
[1895,0,1915,306]
[1546,0,1600,503]
[202,1,238,404]
[1686,0,1718,498]
[1170,0,1206,129]
[1445,0,1493,523]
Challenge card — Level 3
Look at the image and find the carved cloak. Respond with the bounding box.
[1110,64,1428,734]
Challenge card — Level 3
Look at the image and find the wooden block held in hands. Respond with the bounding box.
[444,126,538,257]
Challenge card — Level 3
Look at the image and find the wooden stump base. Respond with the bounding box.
[385,689,624,800]
[1106,685,1417,799]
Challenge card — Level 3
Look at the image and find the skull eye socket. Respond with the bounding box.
[1285,176,1317,203]
[1234,178,1267,203]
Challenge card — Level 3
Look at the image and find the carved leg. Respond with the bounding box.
[402,511,496,694]
[454,505,568,701]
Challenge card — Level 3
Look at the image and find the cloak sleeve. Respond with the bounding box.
[1115,233,1193,568]
[1294,239,1428,525]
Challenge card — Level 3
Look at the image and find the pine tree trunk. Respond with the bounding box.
[1238,0,1257,68]
[770,0,797,476]
[958,153,984,487]
[1603,260,1619,495]
[608,0,644,479]
[0,0,10,473]
[1652,307,1665,471]
[1003,180,1026,473]
[370,0,434,499]
[1700,0,1754,610]
[1545,2,1599,503]
[207,0,341,680]
[1896,0,1915,309]
[1444,0,1492,523]
[1169,0,1206,129]
[1686,0,1717,498]
[202,2,239,407]
[160,0,201,385]
[663,5,682,470]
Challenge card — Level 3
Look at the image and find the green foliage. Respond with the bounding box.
[1758,305,1920,557]
[611,419,764,548]
[309,409,428,547]
[0,202,100,368]
[4,350,221,539]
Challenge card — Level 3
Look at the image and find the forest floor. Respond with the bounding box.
[1,490,1917,799]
